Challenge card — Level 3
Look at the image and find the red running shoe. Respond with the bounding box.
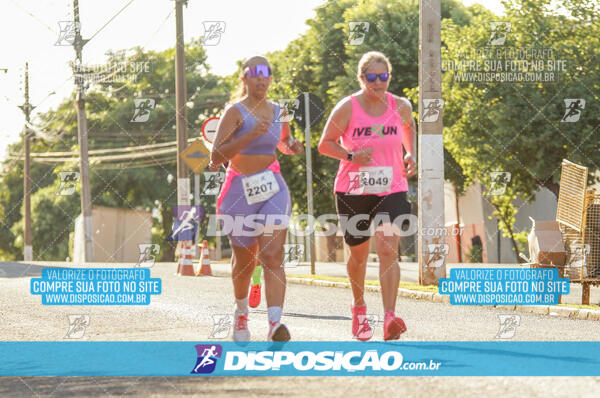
[249,284,261,308]
[351,304,373,341]
[383,313,407,341]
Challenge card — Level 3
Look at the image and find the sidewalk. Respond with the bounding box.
[209,260,600,306]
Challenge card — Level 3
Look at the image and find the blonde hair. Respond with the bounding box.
[356,51,392,88]
[229,55,271,103]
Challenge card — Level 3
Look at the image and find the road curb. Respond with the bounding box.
[286,277,448,303]
[286,277,600,322]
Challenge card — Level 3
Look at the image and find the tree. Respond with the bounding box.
[0,39,231,261]
[440,0,600,259]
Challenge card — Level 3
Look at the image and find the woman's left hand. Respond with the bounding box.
[403,153,417,178]
[289,137,304,155]
[208,161,221,172]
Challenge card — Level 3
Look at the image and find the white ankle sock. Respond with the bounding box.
[236,297,248,313]
[267,306,282,324]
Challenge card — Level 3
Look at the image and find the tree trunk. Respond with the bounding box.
[161,205,175,262]
[494,204,524,263]
[537,179,559,199]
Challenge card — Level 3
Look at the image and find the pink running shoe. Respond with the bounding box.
[383,312,407,341]
[268,321,290,342]
[233,310,250,341]
[351,304,373,341]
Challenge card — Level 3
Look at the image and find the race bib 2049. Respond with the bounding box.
[348,166,392,195]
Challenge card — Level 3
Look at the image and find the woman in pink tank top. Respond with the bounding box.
[318,51,416,341]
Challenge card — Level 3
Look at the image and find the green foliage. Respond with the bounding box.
[266,0,472,219]
[441,0,600,260]
[0,40,230,261]
[465,243,483,263]
[4,0,595,264]
[11,182,80,261]
[0,0,474,260]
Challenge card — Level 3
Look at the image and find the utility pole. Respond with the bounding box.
[418,0,446,285]
[72,0,94,262]
[19,63,34,261]
[303,93,316,275]
[175,0,189,205]
[174,0,193,275]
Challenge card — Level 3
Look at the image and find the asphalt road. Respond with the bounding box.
[1,261,600,397]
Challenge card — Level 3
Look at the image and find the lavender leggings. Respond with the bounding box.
[217,165,291,248]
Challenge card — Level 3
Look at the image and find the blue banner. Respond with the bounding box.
[439,268,570,305]
[1,342,599,376]
[30,268,161,305]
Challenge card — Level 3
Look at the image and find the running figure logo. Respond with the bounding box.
[561,99,585,122]
[191,344,223,374]
[348,22,370,45]
[209,315,233,339]
[64,314,90,339]
[56,171,80,196]
[202,172,225,195]
[282,244,304,268]
[496,314,520,339]
[168,205,204,241]
[567,243,590,268]
[425,244,449,268]
[488,172,511,195]
[487,22,511,46]
[131,99,156,122]
[354,314,378,340]
[55,21,80,46]
[421,99,444,122]
[136,243,160,267]
[347,171,369,195]
[202,21,226,46]
[275,99,300,123]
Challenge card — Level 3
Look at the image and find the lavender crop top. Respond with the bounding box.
[233,102,283,155]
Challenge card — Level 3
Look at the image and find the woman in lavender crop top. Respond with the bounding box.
[209,55,303,343]
[318,51,417,342]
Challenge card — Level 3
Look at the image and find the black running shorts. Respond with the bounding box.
[335,191,412,246]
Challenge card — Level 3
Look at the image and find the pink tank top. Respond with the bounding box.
[334,91,409,196]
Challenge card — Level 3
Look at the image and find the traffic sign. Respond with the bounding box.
[202,117,219,143]
[180,139,210,174]
[293,92,325,128]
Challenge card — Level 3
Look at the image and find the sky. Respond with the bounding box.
[0,0,504,161]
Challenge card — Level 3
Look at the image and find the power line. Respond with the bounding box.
[8,137,203,162]
[31,139,178,157]
[87,0,137,43]
[93,157,176,170]
[7,0,57,34]
[87,6,174,86]
[28,146,176,163]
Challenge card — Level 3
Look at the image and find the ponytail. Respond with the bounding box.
[228,55,271,105]
[229,79,247,104]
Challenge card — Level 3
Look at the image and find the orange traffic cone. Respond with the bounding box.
[177,240,195,276]
[197,240,212,276]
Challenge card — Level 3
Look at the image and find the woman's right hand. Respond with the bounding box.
[352,147,373,165]
[250,118,271,138]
